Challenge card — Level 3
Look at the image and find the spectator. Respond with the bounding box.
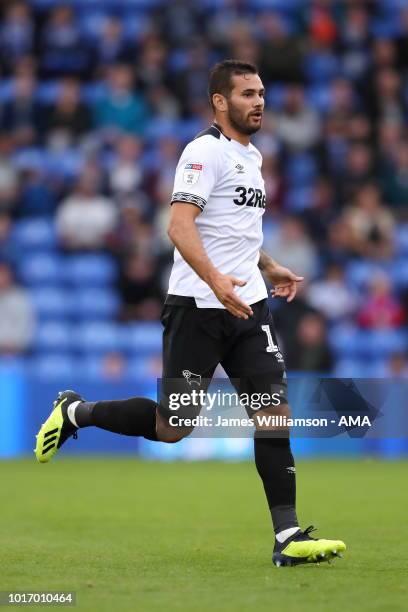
[93,17,132,69]
[101,352,127,380]
[0,213,22,265]
[339,4,370,83]
[258,12,304,83]
[371,68,406,125]
[309,1,337,48]
[381,142,408,213]
[137,38,169,92]
[119,253,162,321]
[156,0,205,47]
[323,218,352,267]
[40,5,91,77]
[386,352,408,378]
[0,2,34,74]
[109,135,144,198]
[301,177,336,246]
[261,153,286,213]
[93,64,149,138]
[56,168,117,250]
[358,273,405,330]
[0,262,34,354]
[45,78,92,149]
[343,184,395,259]
[275,86,321,153]
[172,42,212,117]
[1,73,42,146]
[286,312,333,372]
[306,264,357,322]
[337,143,374,202]
[328,78,356,123]
[0,135,19,214]
[263,216,319,281]
[18,167,56,217]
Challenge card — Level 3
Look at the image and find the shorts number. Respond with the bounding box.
[261,325,278,353]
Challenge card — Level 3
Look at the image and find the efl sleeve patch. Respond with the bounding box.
[183,163,203,185]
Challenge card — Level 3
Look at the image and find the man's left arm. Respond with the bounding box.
[258,249,304,302]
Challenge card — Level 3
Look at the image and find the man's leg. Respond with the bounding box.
[35,301,224,461]
[222,299,346,566]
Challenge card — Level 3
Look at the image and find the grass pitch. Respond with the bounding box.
[1,458,407,612]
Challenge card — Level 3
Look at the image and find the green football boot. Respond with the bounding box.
[35,390,83,463]
[273,526,346,567]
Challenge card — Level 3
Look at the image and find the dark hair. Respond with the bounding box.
[208,59,258,110]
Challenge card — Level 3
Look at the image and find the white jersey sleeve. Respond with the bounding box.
[170,137,220,212]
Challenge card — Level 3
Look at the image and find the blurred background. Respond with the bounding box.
[0,0,407,460]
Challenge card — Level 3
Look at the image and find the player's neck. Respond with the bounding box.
[213,119,251,147]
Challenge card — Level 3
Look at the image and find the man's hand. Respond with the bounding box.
[262,263,304,303]
[208,271,253,319]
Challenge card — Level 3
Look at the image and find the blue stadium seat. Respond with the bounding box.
[370,19,400,38]
[329,324,361,357]
[284,187,314,212]
[63,255,117,286]
[304,52,341,83]
[127,357,152,378]
[363,330,407,357]
[345,261,390,292]
[266,85,287,111]
[78,11,109,40]
[75,288,120,319]
[0,79,13,102]
[36,81,61,104]
[334,358,367,377]
[307,84,332,114]
[18,253,62,286]
[35,321,74,351]
[395,224,408,256]
[286,154,318,186]
[391,258,408,288]
[82,82,107,104]
[43,150,84,179]
[30,288,73,319]
[74,321,122,353]
[13,218,57,251]
[31,354,76,378]
[124,322,162,355]
[12,148,48,172]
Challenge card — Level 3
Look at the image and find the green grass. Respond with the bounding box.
[0,458,407,612]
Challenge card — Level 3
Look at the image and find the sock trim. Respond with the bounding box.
[276,526,301,543]
[67,401,81,428]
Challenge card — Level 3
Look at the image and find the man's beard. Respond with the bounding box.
[228,105,261,135]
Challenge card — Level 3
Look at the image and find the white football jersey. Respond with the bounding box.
[168,123,268,308]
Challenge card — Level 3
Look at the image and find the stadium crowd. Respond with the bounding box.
[0,0,408,377]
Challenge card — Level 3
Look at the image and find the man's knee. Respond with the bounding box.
[253,402,292,432]
[155,408,194,443]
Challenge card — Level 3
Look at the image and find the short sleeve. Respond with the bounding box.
[170,139,219,212]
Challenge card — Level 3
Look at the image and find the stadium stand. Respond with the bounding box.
[0,0,407,377]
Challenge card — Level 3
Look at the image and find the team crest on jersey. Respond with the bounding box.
[235,163,245,174]
[183,163,203,185]
[182,370,202,386]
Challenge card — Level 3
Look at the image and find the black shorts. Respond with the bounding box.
[159,295,287,420]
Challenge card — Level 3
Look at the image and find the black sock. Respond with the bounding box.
[254,434,298,534]
[74,398,158,441]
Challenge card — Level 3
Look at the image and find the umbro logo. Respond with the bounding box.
[235,164,245,174]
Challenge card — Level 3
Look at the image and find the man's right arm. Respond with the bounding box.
[167,203,253,319]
